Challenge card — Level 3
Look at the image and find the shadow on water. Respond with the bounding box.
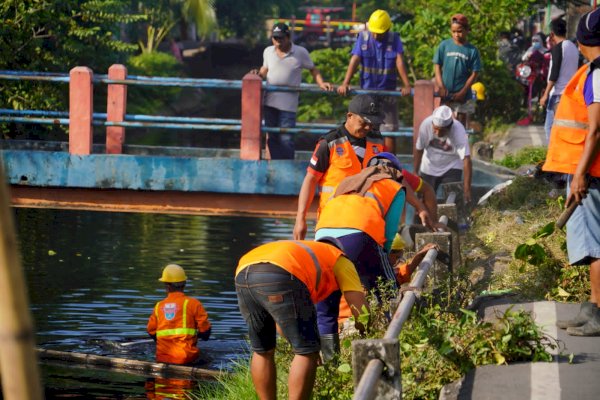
[14,208,311,398]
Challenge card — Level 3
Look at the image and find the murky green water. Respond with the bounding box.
[14,208,310,398]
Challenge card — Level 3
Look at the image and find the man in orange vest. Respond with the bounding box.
[293,94,386,240]
[147,264,212,364]
[314,152,439,355]
[235,239,367,400]
[543,8,600,336]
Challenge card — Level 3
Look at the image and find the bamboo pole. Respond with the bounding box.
[37,348,224,380]
[0,164,43,399]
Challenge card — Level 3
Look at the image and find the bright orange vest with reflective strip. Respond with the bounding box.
[318,136,385,212]
[236,240,343,303]
[316,179,403,245]
[544,64,600,177]
[147,292,211,364]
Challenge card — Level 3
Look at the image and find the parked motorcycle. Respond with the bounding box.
[515,54,546,125]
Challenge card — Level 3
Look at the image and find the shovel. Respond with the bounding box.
[556,201,578,230]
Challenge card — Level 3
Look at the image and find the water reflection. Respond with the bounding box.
[15,209,314,383]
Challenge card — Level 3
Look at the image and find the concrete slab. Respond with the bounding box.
[493,124,546,161]
[440,301,600,400]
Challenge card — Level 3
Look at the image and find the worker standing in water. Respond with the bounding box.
[147,264,211,364]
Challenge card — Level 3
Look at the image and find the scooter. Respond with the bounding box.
[515,58,546,126]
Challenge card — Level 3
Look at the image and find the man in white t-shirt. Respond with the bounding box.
[250,23,332,159]
[539,18,580,142]
[414,105,472,203]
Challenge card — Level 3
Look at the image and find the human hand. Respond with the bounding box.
[320,82,333,91]
[401,86,412,96]
[337,84,350,96]
[438,86,448,98]
[566,174,588,207]
[452,90,467,102]
[417,243,439,256]
[432,222,448,232]
[464,189,472,204]
[418,210,433,230]
[539,93,548,108]
[249,68,259,75]
[293,218,307,240]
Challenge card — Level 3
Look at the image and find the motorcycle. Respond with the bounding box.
[515,50,547,126]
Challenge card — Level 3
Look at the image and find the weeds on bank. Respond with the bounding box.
[494,146,547,169]
[466,175,590,302]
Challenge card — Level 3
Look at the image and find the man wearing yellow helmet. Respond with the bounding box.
[337,9,412,152]
[147,264,211,364]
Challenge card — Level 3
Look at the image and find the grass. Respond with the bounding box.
[494,146,547,169]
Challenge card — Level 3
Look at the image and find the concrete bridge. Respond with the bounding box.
[0,66,509,217]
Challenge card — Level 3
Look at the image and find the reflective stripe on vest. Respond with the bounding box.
[361,66,396,76]
[294,241,322,289]
[553,119,589,130]
[155,299,198,337]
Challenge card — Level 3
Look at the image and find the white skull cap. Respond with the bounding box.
[432,105,454,127]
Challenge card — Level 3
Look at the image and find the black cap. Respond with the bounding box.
[348,94,383,125]
[272,23,290,38]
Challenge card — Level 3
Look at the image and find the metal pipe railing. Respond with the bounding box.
[353,192,456,399]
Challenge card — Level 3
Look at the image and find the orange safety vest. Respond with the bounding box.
[316,179,403,245]
[544,63,600,177]
[147,292,211,364]
[318,135,384,211]
[236,240,343,303]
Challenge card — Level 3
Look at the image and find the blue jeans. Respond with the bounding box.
[544,95,560,143]
[264,105,296,160]
[235,263,320,354]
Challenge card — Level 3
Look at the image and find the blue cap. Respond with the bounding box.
[367,152,403,170]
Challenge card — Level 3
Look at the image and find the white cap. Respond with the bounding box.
[432,105,454,127]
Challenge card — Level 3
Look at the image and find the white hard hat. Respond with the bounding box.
[432,105,454,128]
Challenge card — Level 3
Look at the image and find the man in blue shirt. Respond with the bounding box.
[337,9,412,152]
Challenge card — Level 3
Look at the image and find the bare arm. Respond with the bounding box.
[567,102,600,206]
[418,180,447,230]
[540,81,555,108]
[414,148,424,175]
[463,155,472,203]
[396,53,412,96]
[434,64,447,98]
[293,173,320,240]
[249,66,268,79]
[310,67,333,91]
[343,290,368,333]
[404,183,433,229]
[338,55,361,96]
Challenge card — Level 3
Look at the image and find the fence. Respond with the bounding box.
[352,186,464,399]
[0,66,438,159]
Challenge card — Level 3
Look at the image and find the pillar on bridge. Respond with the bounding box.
[240,73,263,160]
[106,64,128,155]
[412,80,435,152]
[69,67,94,155]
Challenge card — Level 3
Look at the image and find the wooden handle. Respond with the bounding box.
[556,202,578,230]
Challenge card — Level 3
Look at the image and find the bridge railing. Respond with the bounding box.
[352,190,460,399]
[0,66,437,159]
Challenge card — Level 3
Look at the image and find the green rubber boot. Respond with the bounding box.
[567,305,600,336]
[556,302,596,329]
[320,334,340,363]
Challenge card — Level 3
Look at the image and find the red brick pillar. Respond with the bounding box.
[106,64,128,154]
[69,67,94,155]
[240,73,263,160]
[412,80,435,151]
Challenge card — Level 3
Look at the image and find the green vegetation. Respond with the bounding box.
[495,146,548,169]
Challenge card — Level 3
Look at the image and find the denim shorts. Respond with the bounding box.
[235,263,319,354]
[566,176,600,265]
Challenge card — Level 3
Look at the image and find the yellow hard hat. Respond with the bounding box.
[368,10,392,34]
[159,264,187,283]
[391,233,406,251]
[471,82,486,100]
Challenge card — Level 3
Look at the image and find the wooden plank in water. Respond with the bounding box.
[37,348,224,380]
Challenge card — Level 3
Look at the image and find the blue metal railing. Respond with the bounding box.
[0,70,415,138]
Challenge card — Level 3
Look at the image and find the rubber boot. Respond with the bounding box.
[556,302,596,329]
[567,305,600,336]
[320,334,340,363]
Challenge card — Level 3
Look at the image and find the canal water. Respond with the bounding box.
[14,208,311,398]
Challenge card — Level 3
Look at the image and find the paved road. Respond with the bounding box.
[493,124,547,161]
[440,300,600,400]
